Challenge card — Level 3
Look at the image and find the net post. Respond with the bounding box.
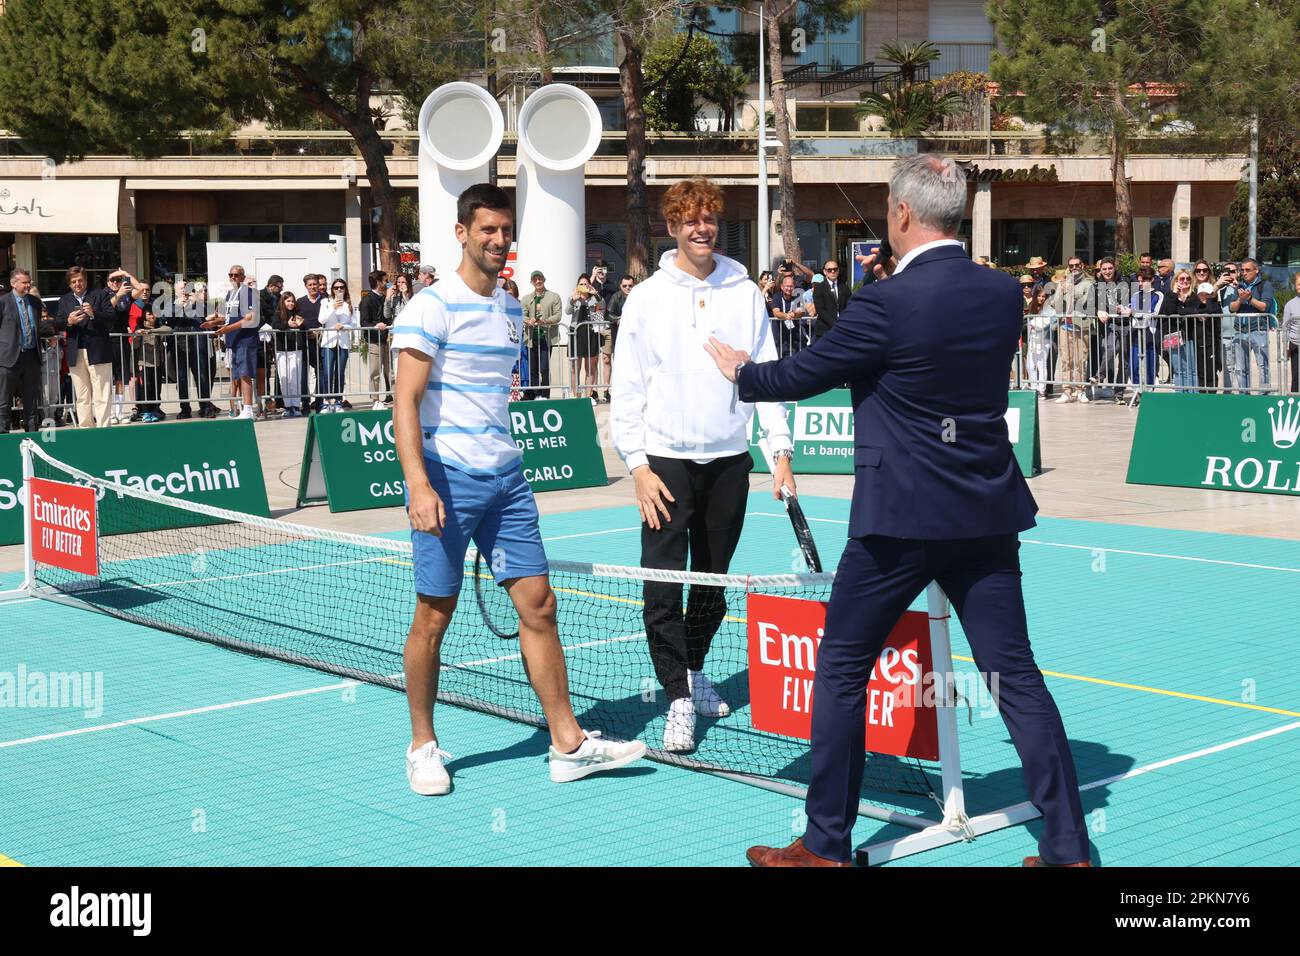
[926,581,968,831]
[19,438,35,596]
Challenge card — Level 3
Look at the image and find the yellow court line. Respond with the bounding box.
[386,557,1297,718]
[951,653,1300,718]
[0,852,23,867]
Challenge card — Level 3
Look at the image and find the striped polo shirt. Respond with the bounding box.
[390,272,524,475]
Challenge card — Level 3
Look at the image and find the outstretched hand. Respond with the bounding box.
[703,336,751,383]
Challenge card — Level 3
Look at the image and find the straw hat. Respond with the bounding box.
[1019,274,1035,285]
[1026,256,1048,270]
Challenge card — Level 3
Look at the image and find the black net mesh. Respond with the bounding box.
[27,445,939,803]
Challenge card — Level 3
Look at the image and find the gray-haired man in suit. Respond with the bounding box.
[0,269,48,433]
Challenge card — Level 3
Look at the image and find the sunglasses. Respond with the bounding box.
[824,267,839,272]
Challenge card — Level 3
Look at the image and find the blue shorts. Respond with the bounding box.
[229,334,259,380]
[407,457,548,597]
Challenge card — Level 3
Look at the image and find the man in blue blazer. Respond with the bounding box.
[0,269,50,433]
[706,154,1091,868]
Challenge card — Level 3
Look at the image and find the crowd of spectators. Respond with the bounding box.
[1011,254,1290,403]
[4,245,1297,432]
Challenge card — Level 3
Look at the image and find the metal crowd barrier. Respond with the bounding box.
[12,311,1294,429]
[1012,312,1292,402]
[16,322,626,428]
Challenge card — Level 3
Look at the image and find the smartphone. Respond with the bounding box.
[877,237,893,263]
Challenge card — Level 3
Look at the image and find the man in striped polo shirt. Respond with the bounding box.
[390,183,645,796]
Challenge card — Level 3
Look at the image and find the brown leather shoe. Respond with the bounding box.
[747,837,851,868]
[1022,855,1092,867]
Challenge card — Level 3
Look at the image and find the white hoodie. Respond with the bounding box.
[611,249,793,471]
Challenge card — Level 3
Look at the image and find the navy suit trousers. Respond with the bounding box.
[803,533,1091,865]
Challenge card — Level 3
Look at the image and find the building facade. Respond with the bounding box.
[0,0,1244,298]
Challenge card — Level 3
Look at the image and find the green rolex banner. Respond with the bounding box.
[0,420,270,545]
[1127,393,1300,496]
[751,389,1041,477]
[1005,389,1042,477]
[298,399,608,513]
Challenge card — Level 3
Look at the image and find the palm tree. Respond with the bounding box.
[710,64,749,132]
[878,39,943,85]
[855,84,965,137]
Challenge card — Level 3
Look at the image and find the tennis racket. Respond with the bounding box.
[757,432,823,574]
[473,549,520,640]
[781,485,822,573]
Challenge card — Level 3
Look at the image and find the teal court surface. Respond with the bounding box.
[1,492,1298,867]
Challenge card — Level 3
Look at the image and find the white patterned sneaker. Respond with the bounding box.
[407,740,453,795]
[549,731,646,783]
[662,698,696,752]
[688,669,731,717]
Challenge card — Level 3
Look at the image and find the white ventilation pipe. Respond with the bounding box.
[417,82,504,277]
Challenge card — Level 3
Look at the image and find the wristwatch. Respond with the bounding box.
[773,449,793,463]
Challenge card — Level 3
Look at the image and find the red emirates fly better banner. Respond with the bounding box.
[746,593,939,760]
[28,477,99,577]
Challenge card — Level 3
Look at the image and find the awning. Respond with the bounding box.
[0,178,119,234]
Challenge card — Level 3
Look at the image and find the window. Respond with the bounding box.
[995,219,1062,266]
[796,2,861,67]
[796,106,860,132]
[35,234,121,295]
[794,220,831,270]
[1148,218,1171,260]
[709,7,744,65]
[218,224,279,243]
[1075,219,1116,262]
[185,226,210,279]
[282,223,340,243]
[555,14,616,68]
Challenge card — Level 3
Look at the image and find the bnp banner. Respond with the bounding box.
[747,593,939,760]
[0,420,270,546]
[1128,393,1300,496]
[749,389,855,474]
[298,399,608,513]
[1005,389,1042,477]
[752,389,1042,477]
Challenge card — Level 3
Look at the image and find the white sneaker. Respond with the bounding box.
[548,730,646,783]
[1053,393,1071,404]
[371,400,386,410]
[238,406,255,420]
[688,669,730,717]
[1078,391,1090,404]
[662,698,696,752]
[406,740,453,795]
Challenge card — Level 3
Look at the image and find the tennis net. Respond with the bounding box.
[23,441,940,803]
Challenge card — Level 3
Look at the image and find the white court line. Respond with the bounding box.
[0,633,647,751]
[543,527,641,542]
[978,719,1300,831]
[1078,719,1300,794]
[443,632,645,670]
[743,512,1300,574]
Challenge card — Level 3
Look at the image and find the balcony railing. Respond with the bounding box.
[0,127,1246,163]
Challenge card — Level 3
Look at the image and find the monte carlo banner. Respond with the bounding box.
[1127,394,1300,496]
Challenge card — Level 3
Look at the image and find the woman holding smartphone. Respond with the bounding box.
[274,290,306,417]
[318,278,358,412]
[381,273,416,405]
[566,274,604,402]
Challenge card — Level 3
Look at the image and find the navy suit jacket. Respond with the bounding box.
[0,292,46,368]
[54,290,118,366]
[738,244,1037,540]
